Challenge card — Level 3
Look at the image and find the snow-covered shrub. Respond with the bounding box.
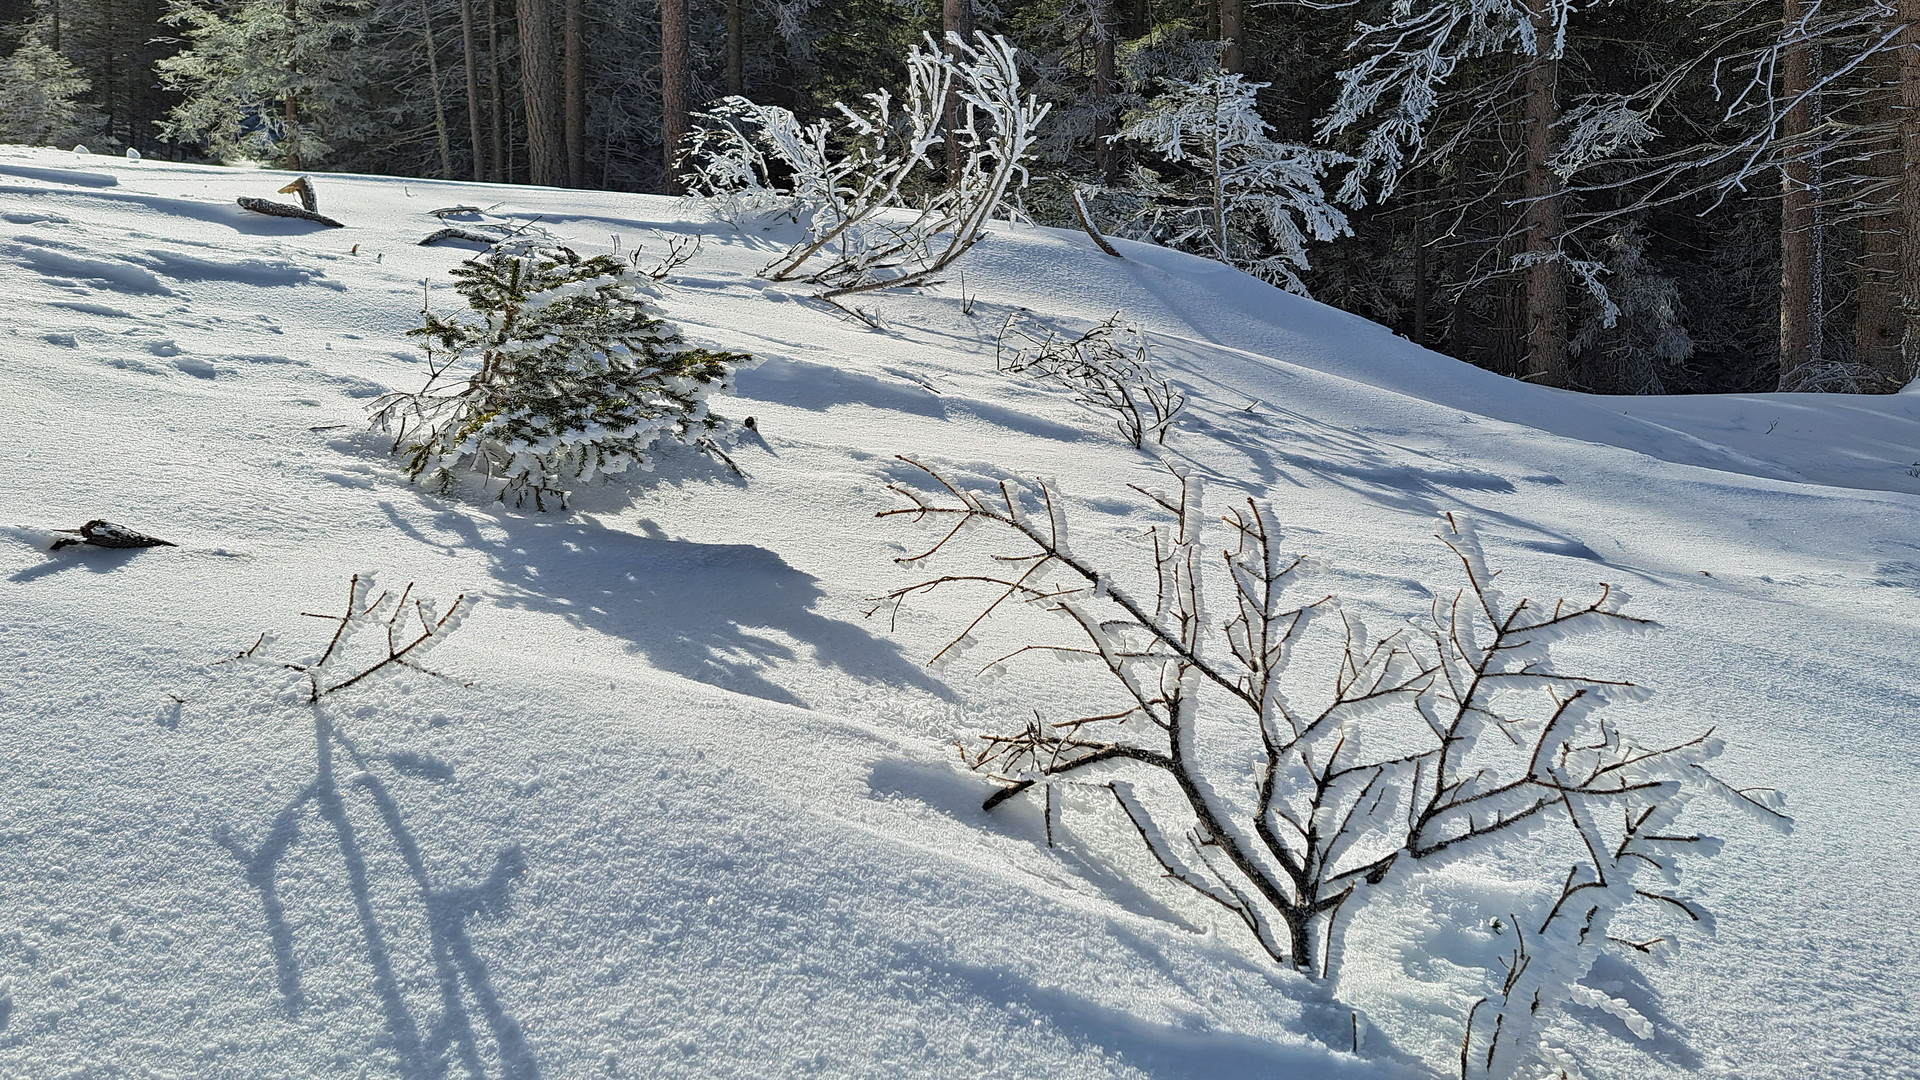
[874,462,1789,1076]
[1118,71,1350,293]
[0,34,107,149]
[683,32,1050,299]
[995,311,1185,447]
[371,243,753,510]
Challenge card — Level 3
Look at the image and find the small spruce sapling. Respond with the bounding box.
[371,243,752,509]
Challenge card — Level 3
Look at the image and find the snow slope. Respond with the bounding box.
[0,144,1916,1079]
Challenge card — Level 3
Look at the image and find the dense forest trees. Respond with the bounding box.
[4,0,1919,395]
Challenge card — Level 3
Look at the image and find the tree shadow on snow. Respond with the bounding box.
[381,500,954,708]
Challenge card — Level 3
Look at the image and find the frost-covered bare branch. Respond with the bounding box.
[870,460,1789,1077]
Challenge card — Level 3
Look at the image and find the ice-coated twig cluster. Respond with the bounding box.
[871,460,1790,1078]
[994,310,1185,448]
[683,32,1050,299]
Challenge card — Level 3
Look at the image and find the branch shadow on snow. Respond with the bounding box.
[217,711,539,1079]
[1171,397,1669,584]
[381,501,954,709]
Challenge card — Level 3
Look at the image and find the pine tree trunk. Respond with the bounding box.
[1093,0,1116,182]
[942,0,974,181]
[1220,0,1244,74]
[488,0,506,182]
[1412,192,1429,347]
[516,0,564,186]
[725,0,743,96]
[564,0,584,187]
[1520,9,1566,386]
[283,0,301,170]
[1855,51,1902,386]
[458,0,488,180]
[1777,0,1816,389]
[421,0,455,179]
[660,0,689,193]
[1896,0,1920,388]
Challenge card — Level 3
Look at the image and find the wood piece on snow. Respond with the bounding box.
[419,227,501,246]
[277,175,318,212]
[1071,188,1123,259]
[429,205,484,218]
[236,196,344,228]
[49,520,177,551]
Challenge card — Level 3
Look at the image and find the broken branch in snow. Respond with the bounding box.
[419,227,502,247]
[230,572,472,703]
[1070,187,1123,258]
[237,196,344,228]
[277,176,319,212]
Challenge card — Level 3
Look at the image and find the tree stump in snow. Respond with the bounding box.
[278,175,319,212]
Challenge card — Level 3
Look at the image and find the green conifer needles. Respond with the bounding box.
[372,243,752,509]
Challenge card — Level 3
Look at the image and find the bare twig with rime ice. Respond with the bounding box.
[682,32,1050,300]
[994,311,1185,447]
[870,458,1790,1079]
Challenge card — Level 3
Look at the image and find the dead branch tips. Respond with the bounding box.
[230,573,472,703]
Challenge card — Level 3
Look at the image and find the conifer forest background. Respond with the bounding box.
[4,0,1917,398]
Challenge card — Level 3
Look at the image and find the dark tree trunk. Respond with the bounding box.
[1896,0,1920,387]
[1520,7,1566,386]
[942,0,974,181]
[420,0,455,178]
[1412,194,1429,347]
[458,0,488,181]
[725,0,743,96]
[660,0,689,193]
[1777,0,1817,388]
[488,0,506,181]
[516,0,565,186]
[1855,51,1902,386]
[283,0,301,170]
[564,0,585,187]
[1093,0,1117,182]
[1219,0,1243,74]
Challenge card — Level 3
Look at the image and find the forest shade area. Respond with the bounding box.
[2,0,1916,397]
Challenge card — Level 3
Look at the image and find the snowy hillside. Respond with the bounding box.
[1,144,1916,1079]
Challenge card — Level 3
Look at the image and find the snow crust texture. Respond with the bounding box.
[1,145,1917,1079]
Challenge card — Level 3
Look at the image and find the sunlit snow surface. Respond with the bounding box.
[0,145,1915,1079]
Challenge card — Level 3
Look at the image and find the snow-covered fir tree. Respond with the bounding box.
[0,31,106,148]
[1121,70,1349,294]
[372,243,753,508]
[156,0,379,167]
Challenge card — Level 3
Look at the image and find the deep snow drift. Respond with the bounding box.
[0,145,1916,1079]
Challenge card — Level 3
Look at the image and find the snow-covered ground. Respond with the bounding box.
[1,144,1915,1079]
